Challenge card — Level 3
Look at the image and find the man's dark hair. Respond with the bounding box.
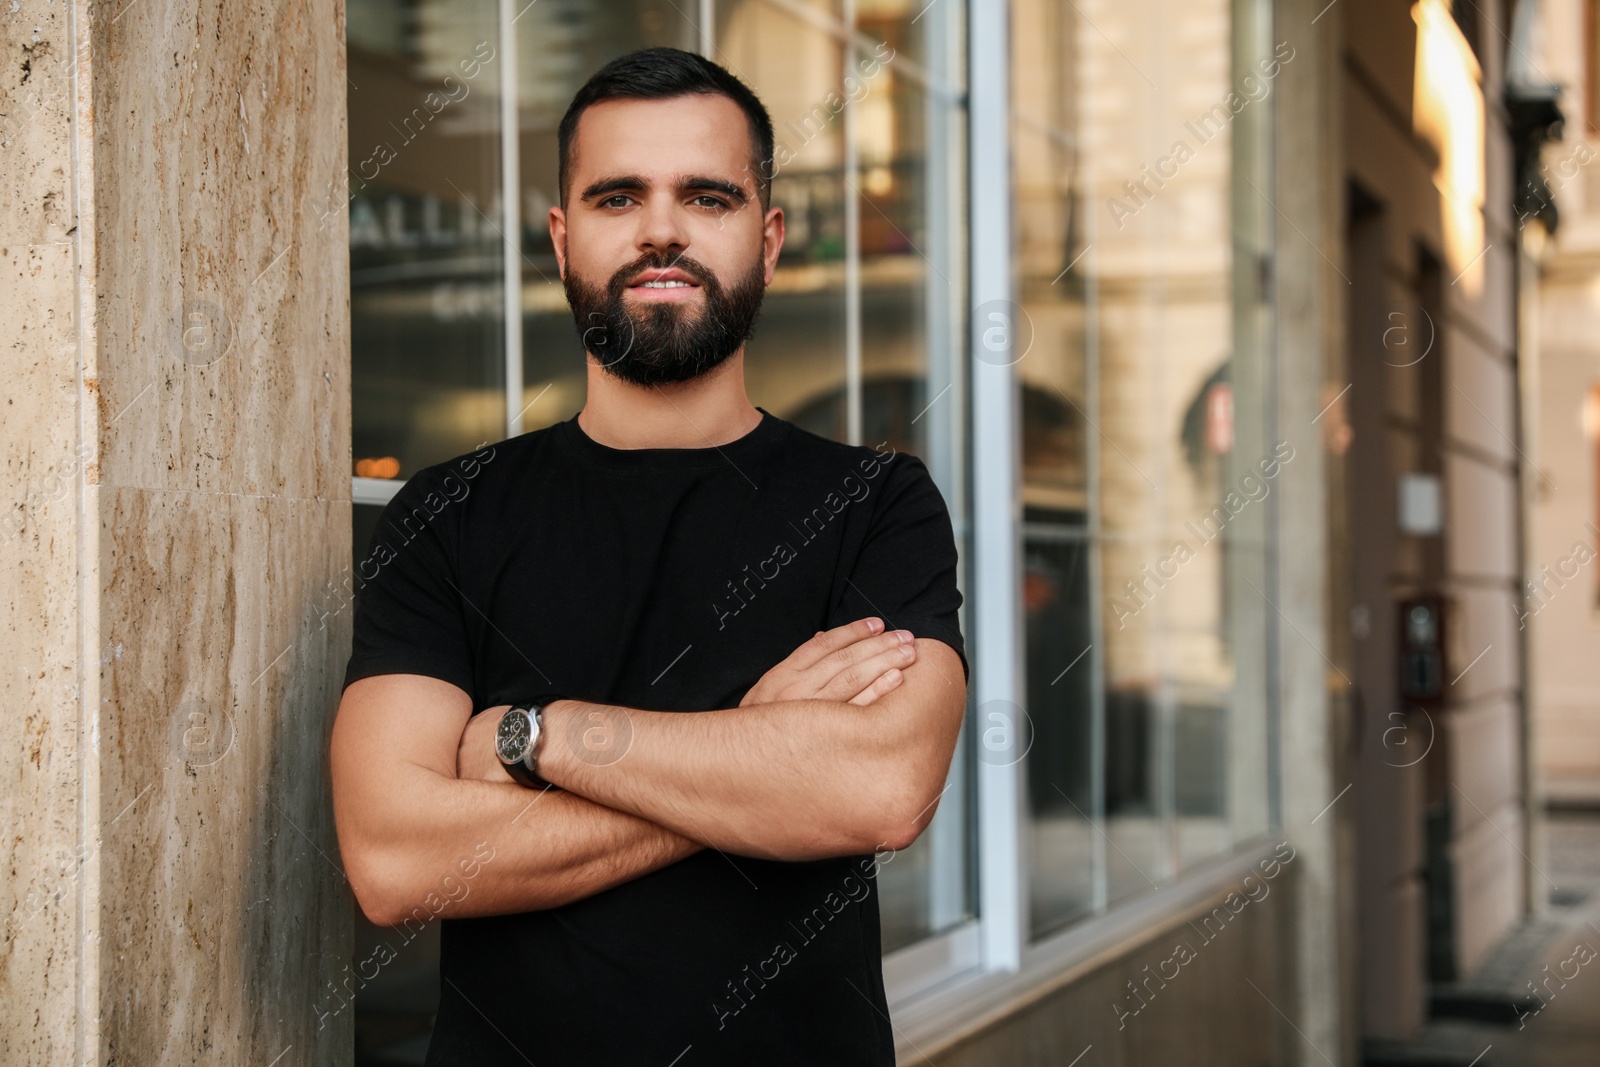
[557,47,776,211]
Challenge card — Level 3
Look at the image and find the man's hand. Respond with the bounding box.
[739,617,917,707]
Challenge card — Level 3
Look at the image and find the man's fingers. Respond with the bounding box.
[749,620,915,707]
[847,667,904,706]
[813,628,914,682]
[822,642,917,703]
[784,617,886,672]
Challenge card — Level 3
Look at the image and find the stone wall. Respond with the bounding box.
[1,2,352,1062]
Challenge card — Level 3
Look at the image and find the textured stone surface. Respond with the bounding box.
[96,488,352,1062]
[1,0,352,1062]
[0,234,86,1066]
[91,3,350,502]
[0,3,76,247]
[1,3,90,1063]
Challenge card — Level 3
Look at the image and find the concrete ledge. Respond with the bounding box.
[892,841,1289,1063]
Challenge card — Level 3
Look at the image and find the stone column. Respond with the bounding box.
[2,2,352,1062]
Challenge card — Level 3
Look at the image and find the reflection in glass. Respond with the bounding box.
[1023,514,1095,931]
[856,5,933,462]
[717,0,850,441]
[348,0,506,480]
[1013,0,1274,939]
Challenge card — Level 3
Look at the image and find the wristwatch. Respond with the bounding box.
[496,701,562,790]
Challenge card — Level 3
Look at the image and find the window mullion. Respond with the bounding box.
[970,0,1024,974]
[843,0,863,448]
[499,0,523,438]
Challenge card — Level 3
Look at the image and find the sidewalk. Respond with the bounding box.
[1365,811,1600,1066]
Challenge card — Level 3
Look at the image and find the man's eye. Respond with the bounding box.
[601,195,633,209]
[694,195,730,210]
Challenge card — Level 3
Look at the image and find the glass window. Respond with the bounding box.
[1011,0,1276,940]
[347,0,506,483]
[716,0,850,441]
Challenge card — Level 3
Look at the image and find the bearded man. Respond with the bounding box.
[330,46,967,1067]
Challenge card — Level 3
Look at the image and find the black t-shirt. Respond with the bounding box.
[342,406,968,1066]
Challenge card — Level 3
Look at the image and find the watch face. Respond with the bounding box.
[495,709,531,764]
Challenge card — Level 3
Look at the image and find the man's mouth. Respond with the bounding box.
[626,267,704,301]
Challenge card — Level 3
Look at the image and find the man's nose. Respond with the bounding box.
[635,193,690,256]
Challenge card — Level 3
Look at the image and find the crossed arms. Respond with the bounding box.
[329,618,967,926]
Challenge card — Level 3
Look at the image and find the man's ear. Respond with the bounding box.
[762,206,785,285]
[549,206,568,279]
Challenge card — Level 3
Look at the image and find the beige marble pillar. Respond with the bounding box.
[2,2,353,1062]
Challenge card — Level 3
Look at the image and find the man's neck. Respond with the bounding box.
[577,351,762,450]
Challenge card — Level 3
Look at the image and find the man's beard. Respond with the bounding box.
[563,248,767,387]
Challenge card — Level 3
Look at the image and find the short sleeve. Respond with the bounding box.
[827,452,969,682]
[342,467,476,697]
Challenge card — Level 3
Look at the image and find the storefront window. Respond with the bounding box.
[1011,0,1276,939]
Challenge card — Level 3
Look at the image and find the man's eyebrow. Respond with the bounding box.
[678,176,750,205]
[579,175,648,201]
[579,174,751,206]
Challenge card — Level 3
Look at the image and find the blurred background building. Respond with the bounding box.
[1524,0,1600,808]
[6,0,1600,1064]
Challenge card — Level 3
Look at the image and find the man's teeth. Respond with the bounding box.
[640,280,693,288]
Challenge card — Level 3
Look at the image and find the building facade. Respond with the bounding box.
[1524,0,1600,809]
[1,0,1550,1064]
[1340,0,1537,1044]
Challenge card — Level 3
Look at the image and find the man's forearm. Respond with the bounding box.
[538,694,934,861]
[342,764,701,925]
